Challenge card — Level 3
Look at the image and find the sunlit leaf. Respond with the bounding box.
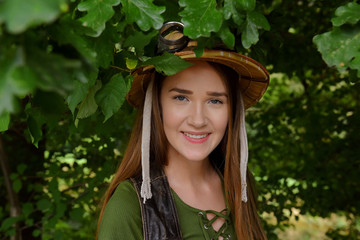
[77,0,120,37]
[0,0,66,34]
[126,58,138,70]
[179,0,223,38]
[120,0,165,31]
[95,74,128,122]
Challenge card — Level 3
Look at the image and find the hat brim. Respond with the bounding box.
[127,49,269,109]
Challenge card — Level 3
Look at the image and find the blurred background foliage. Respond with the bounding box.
[0,0,359,239]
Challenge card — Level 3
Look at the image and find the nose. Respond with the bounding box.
[187,102,207,128]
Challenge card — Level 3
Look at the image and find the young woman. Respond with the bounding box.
[97,22,269,240]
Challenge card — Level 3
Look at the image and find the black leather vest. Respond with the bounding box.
[130,165,183,240]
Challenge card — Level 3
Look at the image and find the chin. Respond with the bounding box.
[182,152,210,162]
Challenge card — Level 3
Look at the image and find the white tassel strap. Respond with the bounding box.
[239,93,248,202]
[141,79,154,203]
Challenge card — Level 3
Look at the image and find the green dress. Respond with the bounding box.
[98,180,237,240]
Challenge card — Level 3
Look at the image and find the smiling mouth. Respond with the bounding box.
[183,132,209,139]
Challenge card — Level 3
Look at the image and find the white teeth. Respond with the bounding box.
[183,132,208,139]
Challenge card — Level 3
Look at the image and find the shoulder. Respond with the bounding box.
[98,180,143,239]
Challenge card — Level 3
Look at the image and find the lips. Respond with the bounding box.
[182,132,211,143]
[183,132,209,139]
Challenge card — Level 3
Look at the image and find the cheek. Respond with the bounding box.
[220,117,229,133]
[213,109,229,133]
[161,102,180,129]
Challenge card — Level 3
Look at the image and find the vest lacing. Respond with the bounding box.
[198,208,232,240]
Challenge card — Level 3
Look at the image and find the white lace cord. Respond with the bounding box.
[140,79,154,203]
[239,94,248,202]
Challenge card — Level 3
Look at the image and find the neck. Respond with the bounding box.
[164,150,216,188]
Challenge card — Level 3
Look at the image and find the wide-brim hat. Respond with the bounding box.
[127,49,269,109]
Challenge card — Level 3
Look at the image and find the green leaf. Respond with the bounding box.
[123,30,158,56]
[95,74,128,122]
[76,80,102,119]
[223,0,245,26]
[67,81,92,115]
[25,46,80,96]
[22,203,34,218]
[143,52,193,76]
[36,199,51,211]
[120,0,165,31]
[12,179,22,193]
[332,2,360,27]
[0,111,10,132]
[32,229,41,237]
[27,115,42,148]
[242,18,257,49]
[0,0,67,34]
[313,25,360,77]
[90,25,119,68]
[218,24,235,49]
[49,16,97,64]
[248,10,270,31]
[126,58,138,70]
[69,208,84,222]
[236,0,255,11]
[26,108,46,147]
[17,164,27,174]
[241,11,269,49]
[179,0,223,38]
[77,0,120,37]
[0,217,21,231]
[0,48,37,114]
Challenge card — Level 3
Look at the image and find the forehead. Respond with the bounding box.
[161,61,228,91]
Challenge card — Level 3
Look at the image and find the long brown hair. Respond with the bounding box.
[97,63,267,239]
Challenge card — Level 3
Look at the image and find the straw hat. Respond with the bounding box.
[127,33,269,109]
[126,22,270,204]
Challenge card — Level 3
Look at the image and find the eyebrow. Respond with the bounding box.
[169,88,228,97]
[206,91,228,98]
[169,88,193,94]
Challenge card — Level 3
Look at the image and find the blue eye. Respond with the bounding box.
[209,99,223,104]
[174,95,188,101]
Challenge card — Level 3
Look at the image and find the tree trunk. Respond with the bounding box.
[0,136,22,240]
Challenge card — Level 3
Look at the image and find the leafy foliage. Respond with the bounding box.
[313,2,360,79]
[0,0,359,239]
[78,0,121,37]
[179,0,223,38]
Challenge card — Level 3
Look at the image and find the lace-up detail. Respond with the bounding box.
[198,209,232,240]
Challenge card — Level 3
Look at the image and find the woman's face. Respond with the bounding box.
[160,61,229,163]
